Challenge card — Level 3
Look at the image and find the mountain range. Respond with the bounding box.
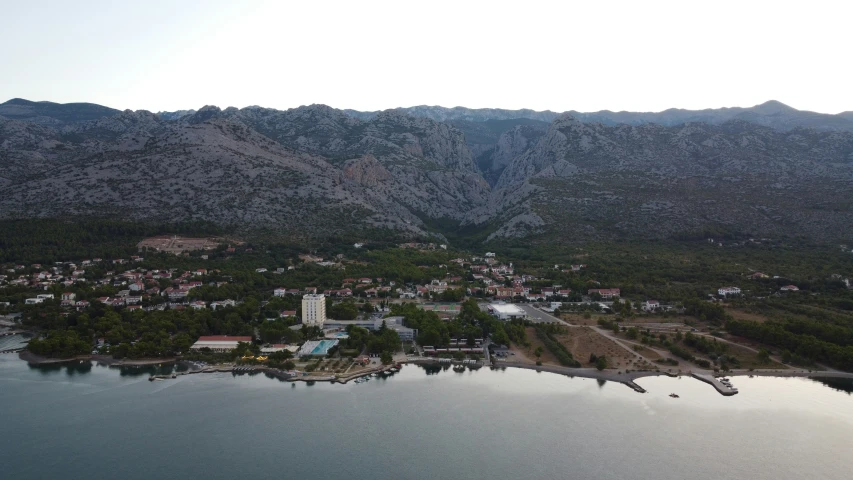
[1,97,852,244]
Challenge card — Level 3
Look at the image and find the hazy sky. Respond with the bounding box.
[1,0,850,114]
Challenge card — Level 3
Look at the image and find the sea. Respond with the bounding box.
[1,334,852,480]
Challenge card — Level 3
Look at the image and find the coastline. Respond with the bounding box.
[18,350,176,367]
[14,351,853,395]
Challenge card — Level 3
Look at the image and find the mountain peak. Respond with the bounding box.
[751,100,796,114]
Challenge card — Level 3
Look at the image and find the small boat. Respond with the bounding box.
[669,393,680,398]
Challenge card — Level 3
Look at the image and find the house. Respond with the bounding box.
[780,285,799,292]
[210,299,237,310]
[364,288,378,298]
[304,287,317,294]
[748,272,769,280]
[718,287,741,296]
[129,282,145,292]
[485,252,496,258]
[274,288,288,297]
[279,310,297,318]
[37,294,55,300]
[354,243,364,248]
[588,288,620,299]
[571,264,586,271]
[642,300,660,312]
[495,287,514,299]
[190,300,207,310]
[125,296,142,305]
[256,268,268,273]
[75,300,90,310]
[61,292,76,301]
[25,298,44,305]
[194,269,207,276]
[359,277,372,284]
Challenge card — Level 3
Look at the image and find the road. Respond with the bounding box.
[516,304,572,326]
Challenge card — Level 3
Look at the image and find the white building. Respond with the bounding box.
[25,298,45,305]
[718,287,741,296]
[642,300,660,312]
[273,287,287,297]
[487,303,527,321]
[190,335,252,353]
[301,294,326,327]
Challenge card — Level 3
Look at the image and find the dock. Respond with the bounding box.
[692,372,738,396]
[625,381,646,393]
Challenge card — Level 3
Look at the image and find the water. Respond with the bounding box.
[1,351,852,480]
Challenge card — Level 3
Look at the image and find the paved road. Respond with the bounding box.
[516,304,572,326]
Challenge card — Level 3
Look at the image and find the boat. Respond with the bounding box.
[669,393,680,398]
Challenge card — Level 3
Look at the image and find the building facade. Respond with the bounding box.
[301,293,326,327]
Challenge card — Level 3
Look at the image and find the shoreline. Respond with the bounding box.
[13,352,853,395]
[18,351,176,366]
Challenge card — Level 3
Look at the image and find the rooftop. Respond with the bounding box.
[489,303,525,315]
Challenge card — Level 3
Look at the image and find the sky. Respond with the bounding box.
[1,0,850,114]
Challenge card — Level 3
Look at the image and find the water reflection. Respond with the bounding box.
[810,377,853,395]
[28,360,92,376]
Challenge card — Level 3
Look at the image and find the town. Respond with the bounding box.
[2,235,853,389]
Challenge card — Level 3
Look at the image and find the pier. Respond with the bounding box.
[691,372,738,396]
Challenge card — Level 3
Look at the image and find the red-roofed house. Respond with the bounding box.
[588,288,621,299]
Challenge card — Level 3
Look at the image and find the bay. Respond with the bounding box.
[1,354,852,480]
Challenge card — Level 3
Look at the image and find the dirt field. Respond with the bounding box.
[510,325,654,371]
[509,327,561,365]
[556,326,638,368]
[724,307,771,323]
[137,236,231,254]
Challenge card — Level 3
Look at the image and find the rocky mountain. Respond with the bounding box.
[2,98,853,244]
[346,101,853,133]
[566,100,853,132]
[345,105,561,123]
[0,98,120,126]
[469,115,853,241]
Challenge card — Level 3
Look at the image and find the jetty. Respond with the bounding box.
[691,372,738,396]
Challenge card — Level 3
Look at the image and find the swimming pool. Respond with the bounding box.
[298,339,340,356]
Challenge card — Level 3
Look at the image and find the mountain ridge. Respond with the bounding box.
[1,98,852,244]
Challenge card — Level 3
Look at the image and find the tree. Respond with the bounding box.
[534,346,543,361]
[757,348,771,364]
[491,326,510,347]
[380,350,393,365]
[595,355,608,371]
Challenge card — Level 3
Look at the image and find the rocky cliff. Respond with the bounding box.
[2,98,853,244]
